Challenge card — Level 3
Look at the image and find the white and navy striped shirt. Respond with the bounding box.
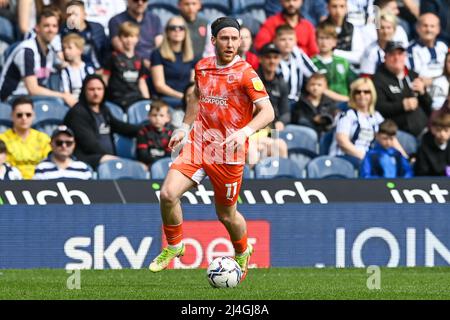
[0,36,58,101]
[0,163,22,180]
[33,156,92,180]
[360,41,385,75]
[61,63,96,100]
[407,40,448,79]
[278,46,317,101]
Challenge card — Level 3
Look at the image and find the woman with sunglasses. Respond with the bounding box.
[150,16,195,109]
[329,77,385,168]
[0,96,51,179]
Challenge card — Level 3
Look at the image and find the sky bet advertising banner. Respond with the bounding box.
[0,179,449,269]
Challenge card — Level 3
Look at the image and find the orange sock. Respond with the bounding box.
[232,233,248,255]
[163,223,183,246]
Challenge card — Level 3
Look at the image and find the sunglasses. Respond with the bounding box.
[55,140,74,147]
[15,112,33,118]
[354,89,371,95]
[167,25,186,32]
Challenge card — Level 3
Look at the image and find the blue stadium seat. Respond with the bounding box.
[243,164,254,179]
[97,158,150,180]
[0,102,12,133]
[148,0,179,27]
[231,0,266,24]
[127,100,152,125]
[306,156,356,179]
[150,157,173,179]
[319,130,335,155]
[31,97,69,136]
[396,130,418,156]
[105,101,126,122]
[114,134,137,160]
[201,0,232,23]
[254,157,303,179]
[281,124,319,153]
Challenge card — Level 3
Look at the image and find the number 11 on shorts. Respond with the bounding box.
[225,182,238,200]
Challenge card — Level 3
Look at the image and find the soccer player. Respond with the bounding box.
[149,17,275,280]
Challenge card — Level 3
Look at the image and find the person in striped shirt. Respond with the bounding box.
[33,125,92,180]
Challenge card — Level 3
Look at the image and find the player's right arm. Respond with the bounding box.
[168,84,200,150]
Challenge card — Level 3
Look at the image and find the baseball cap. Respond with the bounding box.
[385,41,406,54]
[51,125,75,139]
[259,43,281,56]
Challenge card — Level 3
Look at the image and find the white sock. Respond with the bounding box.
[168,242,183,251]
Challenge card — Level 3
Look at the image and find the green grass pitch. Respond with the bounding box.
[0,267,449,300]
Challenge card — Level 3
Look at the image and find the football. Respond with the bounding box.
[206,257,242,288]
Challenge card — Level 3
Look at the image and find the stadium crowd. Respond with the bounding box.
[0,0,449,180]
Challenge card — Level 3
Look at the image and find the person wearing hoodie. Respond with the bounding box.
[63,74,141,169]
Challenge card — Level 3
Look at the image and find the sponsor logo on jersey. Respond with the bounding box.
[251,77,264,91]
[200,95,228,106]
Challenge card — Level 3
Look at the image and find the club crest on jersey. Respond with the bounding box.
[251,77,264,91]
[227,74,237,83]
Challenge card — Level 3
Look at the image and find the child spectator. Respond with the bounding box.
[415,113,450,176]
[103,21,150,112]
[360,119,413,178]
[274,24,317,109]
[291,73,338,135]
[136,100,175,166]
[0,139,22,180]
[312,21,356,103]
[61,33,96,101]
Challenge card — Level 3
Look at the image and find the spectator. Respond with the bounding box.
[373,41,432,137]
[150,16,195,109]
[291,73,338,134]
[329,77,384,168]
[407,13,448,87]
[324,0,364,66]
[312,21,356,102]
[61,0,110,70]
[83,0,127,36]
[0,7,76,106]
[178,0,208,61]
[415,113,450,176]
[420,0,450,44]
[360,11,398,76]
[255,0,319,57]
[430,52,450,110]
[362,0,410,49]
[0,139,23,180]
[239,26,259,71]
[257,43,290,131]
[346,0,375,27]
[136,100,175,166]
[61,33,96,101]
[109,0,163,70]
[63,74,141,169]
[0,96,51,179]
[103,22,150,112]
[33,125,92,180]
[264,0,328,27]
[17,0,44,37]
[273,24,317,108]
[360,119,413,178]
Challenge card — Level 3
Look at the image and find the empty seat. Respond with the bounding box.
[254,157,303,179]
[396,130,418,156]
[148,1,179,27]
[306,156,356,179]
[0,102,12,132]
[127,100,152,125]
[150,157,173,179]
[105,101,126,122]
[97,158,149,180]
[31,97,69,136]
[201,0,232,22]
[114,134,137,160]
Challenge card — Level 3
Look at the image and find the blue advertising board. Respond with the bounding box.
[0,203,449,269]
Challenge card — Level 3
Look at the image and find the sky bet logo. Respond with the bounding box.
[386,182,448,204]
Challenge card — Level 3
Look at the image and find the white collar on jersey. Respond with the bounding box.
[215,55,241,69]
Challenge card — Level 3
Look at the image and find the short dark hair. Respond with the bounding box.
[37,6,61,25]
[11,96,33,112]
[374,0,396,9]
[149,100,170,114]
[275,24,295,38]
[431,113,450,128]
[66,0,85,9]
[378,119,398,136]
[0,139,6,154]
[308,73,328,84]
